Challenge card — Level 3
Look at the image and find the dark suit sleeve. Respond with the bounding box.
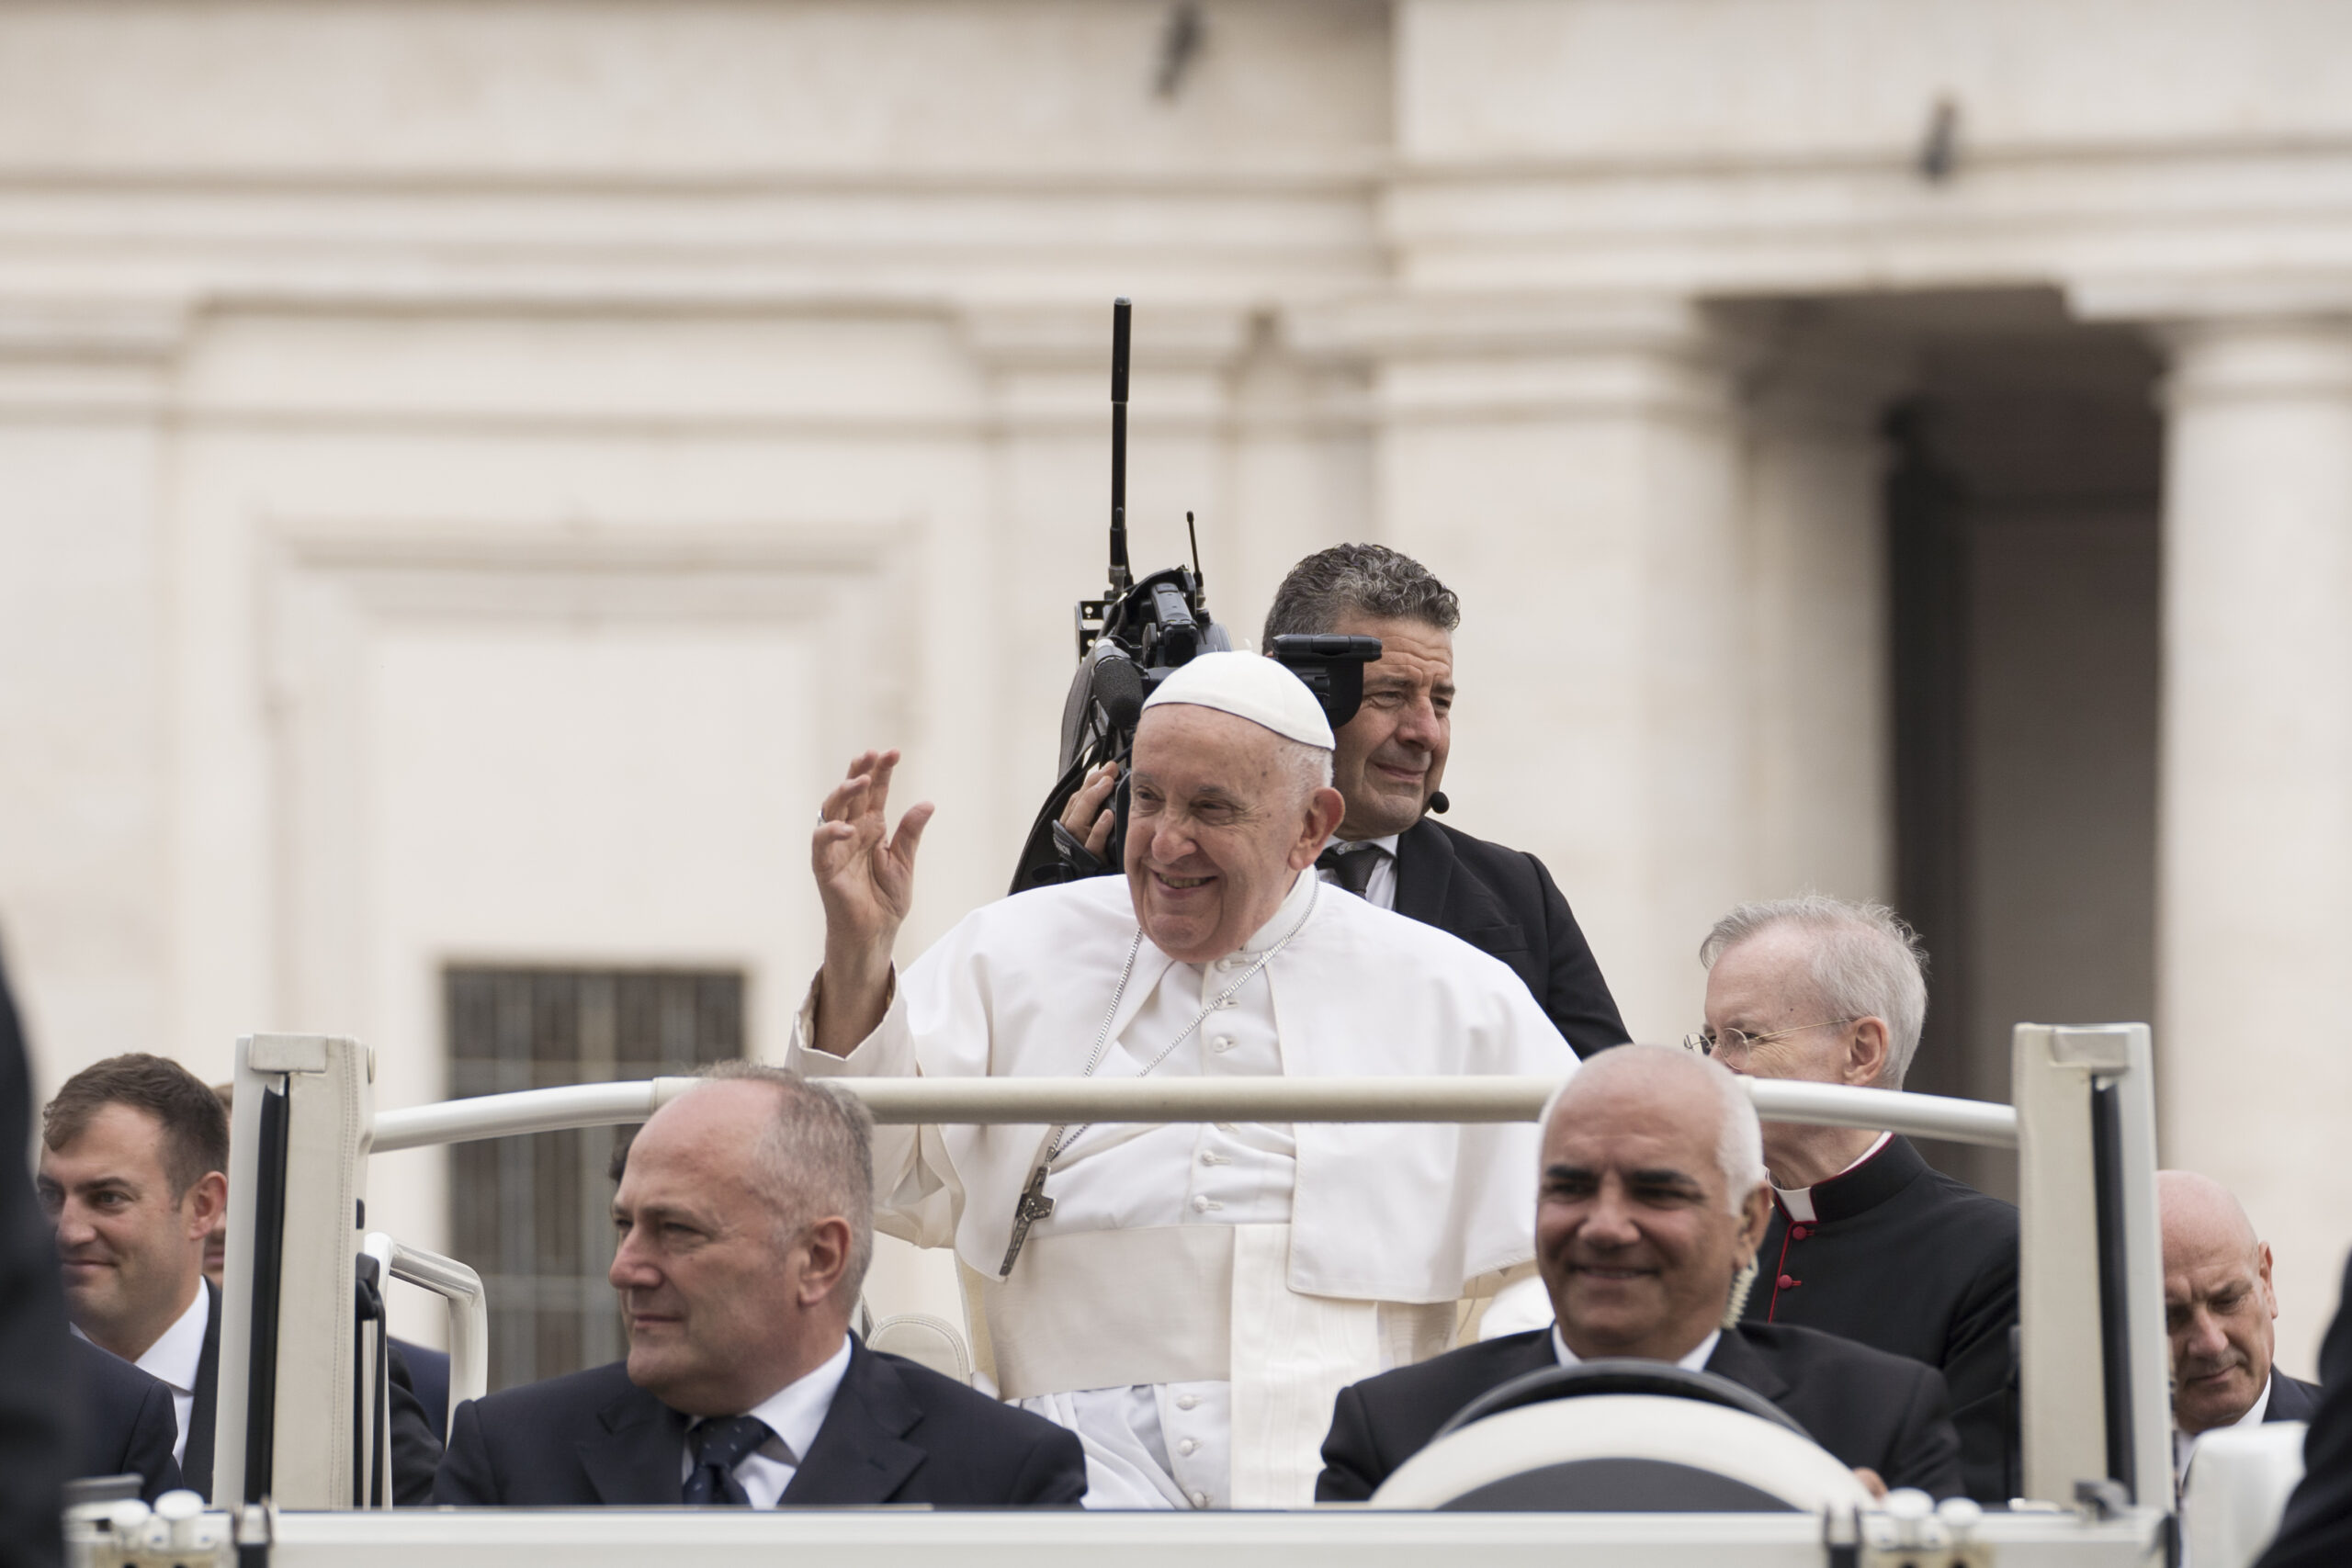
[1939,1242,2020,1502]
[1004,1422,1089,1506]
[1314,1383,1385,1503]
[0,952,68,1568]
[1524,854,1629,1055]
[384,1344,445,1506]
[2258,1251,2352,1568]
[126,1383,185,1504]
[1882,1366,1966,1501]
[431,1398,497,1506]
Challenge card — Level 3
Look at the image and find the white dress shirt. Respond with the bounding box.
[73,1285,209,1465]
[1317,833,1401,910]
[1554,1325,1722,1375]
[677,1335,854,1508]
[2174,1371,2273,1490]
[1773,1133,1894,1223]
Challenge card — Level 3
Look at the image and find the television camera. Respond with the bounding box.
[1007,299,1383,894]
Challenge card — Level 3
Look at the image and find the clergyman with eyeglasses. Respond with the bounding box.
[1691,897,2018,1503]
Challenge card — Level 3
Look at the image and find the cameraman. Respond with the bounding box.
[1063,544,1626,1055]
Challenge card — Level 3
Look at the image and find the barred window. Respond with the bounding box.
[445,966,744,1390]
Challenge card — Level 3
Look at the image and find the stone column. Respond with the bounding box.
[2157,314,2352,1372]
[1741,338,1908,908]
[1341,295,1753,1040]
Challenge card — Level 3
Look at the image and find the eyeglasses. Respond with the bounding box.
[1681,1019,1858,1059]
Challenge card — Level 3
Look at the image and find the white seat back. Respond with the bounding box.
[2186,1420,2307,1568]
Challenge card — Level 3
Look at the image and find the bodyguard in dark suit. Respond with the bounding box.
[1698,897,2017,1500]
[40,1056,441,1505]
[0,948,70,1568]
[1061,543,1628,1055]
[435,1063,1085,1508]
[66,1337,182,1502]
[2160,1170,2326,1488]
[1317,1045,1962,1503]
[437,1337,1085,1506]
[2256,1249,2352,1568]
[1320,1321,1961,1503]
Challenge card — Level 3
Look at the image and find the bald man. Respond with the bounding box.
[2159,1170,2322,1486]
[1317,1045,1963,1501]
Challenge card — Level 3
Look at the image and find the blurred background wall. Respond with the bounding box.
[1,0,2347,1378]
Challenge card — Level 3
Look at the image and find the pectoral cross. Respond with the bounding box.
[998,1163,1057,1277]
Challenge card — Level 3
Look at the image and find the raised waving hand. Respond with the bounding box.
[810,750,934,1055]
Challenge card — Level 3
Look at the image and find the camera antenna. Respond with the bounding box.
[1108,298,1133,594]
[1185,510,1204,593]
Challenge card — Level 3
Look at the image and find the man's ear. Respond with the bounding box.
[798,1216,854,1308]
[185,1170,228,1238]
[2260,1240,2278,1317]
[1845,1018,1892,1088]
[1291,784,1347,870]
[1736,1184,1773,1258]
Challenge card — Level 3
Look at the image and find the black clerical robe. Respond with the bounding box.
[1742,1134,2018,1502]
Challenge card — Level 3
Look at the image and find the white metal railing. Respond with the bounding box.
[370,1074,2017,1153]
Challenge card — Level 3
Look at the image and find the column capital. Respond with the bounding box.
[2154,312,2352,409]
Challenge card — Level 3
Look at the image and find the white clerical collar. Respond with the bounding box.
[737,1333,854,1466]
[1774,1131,1893,1224]
[2175,1371,2272,1482]
[1235,865,1322,955]
[1553,1324,1722,1375]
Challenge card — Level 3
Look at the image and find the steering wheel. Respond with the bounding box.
[1433,1358,1817,1442]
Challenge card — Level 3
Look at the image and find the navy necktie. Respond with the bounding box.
[1316,843,1386,898]
[683,1415,774,1506]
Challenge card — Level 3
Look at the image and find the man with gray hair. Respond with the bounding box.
[434,1064,1088,1506]
[1697,897,2018,1501]
[1316,1045,1962,1501]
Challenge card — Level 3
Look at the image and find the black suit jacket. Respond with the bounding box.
[1743,1135,2018,1500]
[395,1338,451,1444]
[0,947,69,1568]
[2267,1370,2325,1426]
[1317,1324,1964,1503]
[2258,1250,2352,1568]
[1391,818,1628,1056]
[66,1337,183,1502]
[185,1280,443,1506]
[434,1338,1087,1507]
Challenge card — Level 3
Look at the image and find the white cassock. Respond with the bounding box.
[787,864,1576,1508]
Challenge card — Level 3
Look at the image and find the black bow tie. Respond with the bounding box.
[1315,842,1388,897]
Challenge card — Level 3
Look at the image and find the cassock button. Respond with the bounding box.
[1179,1438,1200,1456]
[1791,1225,1810,1241]
[1177,1394,1200,1410]
[1777,1274,1798,1290]
[1191,1194,1213,1213]
[1188,1491,1209,1508]
[1211,1035,1235,1053]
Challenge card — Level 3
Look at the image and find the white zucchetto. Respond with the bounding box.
[1140,650,1335,750]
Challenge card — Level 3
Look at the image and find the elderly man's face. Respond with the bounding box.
[1538,1066,1770,1362]
[609,1083,822,1417]
[2163,1191,2279,1435]
[1125,705,1340,963]
[1329,614,1453,840]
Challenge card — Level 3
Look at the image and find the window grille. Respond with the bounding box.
[445,965,744,1390]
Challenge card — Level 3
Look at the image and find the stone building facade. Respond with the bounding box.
[1,0,2346,1366]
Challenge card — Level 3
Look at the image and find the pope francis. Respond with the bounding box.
[788,652,1577,1507]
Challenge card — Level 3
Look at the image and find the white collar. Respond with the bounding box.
[1330,832,1401,857]
[2175,1371,2274,1479]
[1773,1131,1893,1224]
[134,1283,209,1396]
[732,1333,854,1465]
[1553,1324,1722,1376]
[1232,864,1322,956]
